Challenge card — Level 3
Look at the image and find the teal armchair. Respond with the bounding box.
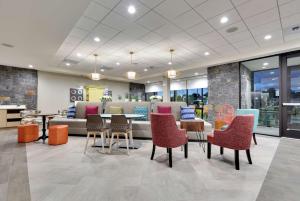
[236,109,259,145]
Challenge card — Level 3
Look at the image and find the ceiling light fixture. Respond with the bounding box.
[262,66,266,69]
[77,53,82,57]
[94,37,101,42]
[167,49,176,79]
[263,62,269,66]
[264,34,272,40]
[127,51,136,80]
[100,69,104,72]
[28,64,34,68]
[194,72,199,76]
[90,54,101,80]
[146,81,150,84]
[144,68,148,72]
[116,62,120,66]
[204,51,210,56]
[128,5,136,14]
[65,63,71,66]
[220,16,229,24]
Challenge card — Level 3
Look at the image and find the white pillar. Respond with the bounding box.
[163,77,170,102]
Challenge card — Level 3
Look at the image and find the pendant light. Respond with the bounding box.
[167,49,176,79]
[91,54,101,80]
[127,51,136,80]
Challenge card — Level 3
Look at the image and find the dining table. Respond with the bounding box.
[30,113,57,144]
[99,113,145,149]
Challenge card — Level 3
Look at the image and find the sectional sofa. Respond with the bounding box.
[49,101,212,140]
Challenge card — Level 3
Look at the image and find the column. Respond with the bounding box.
[163,77,170,102]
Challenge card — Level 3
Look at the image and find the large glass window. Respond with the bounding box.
[241,56,280,136]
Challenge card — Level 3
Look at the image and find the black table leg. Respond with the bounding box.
[36,115,48,143]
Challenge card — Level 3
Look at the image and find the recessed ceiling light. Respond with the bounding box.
[77,53,82,57]
[65,63,71,66]
[204,52,210,56]
[194,72,199,75]
[94,37,101,42]
[263,62,269,66]
[28,64,34,68]
[146,80,150,84]
[116,62,120,66]
[144,68,148,72]
[100,69,104,72]
[264,34,272,40]
[168,61,172,65]
[262,66,266,69]
[128,5,136,14]
[220,16,228,24]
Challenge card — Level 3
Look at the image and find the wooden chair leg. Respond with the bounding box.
[253,133,257,145]
[101,132,105,153]
[84,133,90,154]
[246,149,252,164]
[184,143,188,158]
[220,147,224,155]
[109,133,115,153]
[168,148,172,168]
[207,142,211,159]
[151,144,156,160]
[235,150,240,170]
[125,133,129,155]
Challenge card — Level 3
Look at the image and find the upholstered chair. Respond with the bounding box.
[84,115,109,154]
[236,109,260,145]
[150,113,188,168]
[207,115,254,170]
[109,115,130,155]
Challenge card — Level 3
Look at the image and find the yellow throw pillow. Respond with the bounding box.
[109,106,123,114]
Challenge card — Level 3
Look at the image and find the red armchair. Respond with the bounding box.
[150,113,188,167]
[207,115,254,170]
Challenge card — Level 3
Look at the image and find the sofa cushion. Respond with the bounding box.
[85,105,98,117]
[157,106,172,113]
[75,102,102,119]
[180,106,195,120]
[105,102,151,119]
[109,106,123,114]
[49,118,87,128]
[154,102,187,121]
[67,105,76,119]
[133,106,148,121]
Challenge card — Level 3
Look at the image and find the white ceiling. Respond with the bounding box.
[1,0,300,83]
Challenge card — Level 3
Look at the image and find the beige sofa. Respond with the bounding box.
[49,101,212,140]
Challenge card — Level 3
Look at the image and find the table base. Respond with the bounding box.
[92,140,142,149]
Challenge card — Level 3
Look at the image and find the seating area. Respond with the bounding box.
[1,0,300,200]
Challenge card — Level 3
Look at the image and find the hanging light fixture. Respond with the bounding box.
[127,51,136,80]
[167,49,176,79]
[90,54,101,80]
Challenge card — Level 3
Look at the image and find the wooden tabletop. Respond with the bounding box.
[180,119,204,132]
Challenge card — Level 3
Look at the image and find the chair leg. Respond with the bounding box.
[235,150,240,170]
[125,133,129,155]
[167,148,169,153]
[93,133,96,146]
[101,132,105,153]
[184,143,188,158]
[246,149,252,164]
[117,133,119,146]
[109,133,115,153]
[207,142,211,159]
[129,130,134,148]
[168,148,172,168]
[84,133,90,154]
[220,147,224,155]
[253,133,257,145]
[151,144,156,160]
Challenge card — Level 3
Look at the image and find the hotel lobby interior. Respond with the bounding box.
[1,0,300,201]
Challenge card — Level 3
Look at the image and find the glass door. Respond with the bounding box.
[281,53,300,138]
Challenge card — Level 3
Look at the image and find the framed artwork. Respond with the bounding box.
[70,88,83,102]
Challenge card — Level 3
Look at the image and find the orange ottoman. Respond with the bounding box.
[48,125,68,145]
[18,124,39,143]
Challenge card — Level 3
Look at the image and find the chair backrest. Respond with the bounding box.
[111,115,128,132]
[236,109,259,132]
[150,113,178,147]
[224,115,254,149]
[86,115,103,132]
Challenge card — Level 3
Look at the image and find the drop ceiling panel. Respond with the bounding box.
[153,24,181,37]
[224,30,253,43]
[185,0,207,7]
[282,13,300,28]
[195,0,233,19]
[154,0,191,20]
[94,0,121,9]
[231,0,251,6]
[76,16,98,31]
[280,0,300,17]
[136,11,167,31]
[138,0,165,9]
[236,0,277,19]
[243,8,280,28]
[113,0,150,21]
[208,9,242,30]
[84,1,110,21]
[102,12,131,31]
[172,10,204,30]
[140,32,164,45]
[250,21,282,36]
[186,21,214,37]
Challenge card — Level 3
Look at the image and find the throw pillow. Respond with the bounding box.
[109,106,123,114]
[85,105,98,117]
[133,106,148,121]
[180,106,195,120]
[67,105,76,119]
[157,105,172,114]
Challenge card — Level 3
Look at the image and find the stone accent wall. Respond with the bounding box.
[207,62,240,123]
[240,64,252,109]
[0,65,38,109]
